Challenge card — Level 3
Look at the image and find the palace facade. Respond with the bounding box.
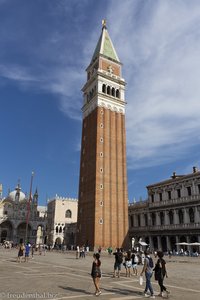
[129,167,200,253]
[46,195,78,247]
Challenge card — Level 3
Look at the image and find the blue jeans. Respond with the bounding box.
[144,271,154,295]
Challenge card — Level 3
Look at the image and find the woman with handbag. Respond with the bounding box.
[154,251,170,297]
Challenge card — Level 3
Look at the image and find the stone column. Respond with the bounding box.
[164,210,169,225]
[149,236,154,251]
[174,209,179,224]
[156,212,160,226]
[166,236,171,251]
[157,236,162,251]
[141,214,145,227]
[194,207,199,223]
[181,185,186,197]
[184,208,189,223]
[192,180,196,195]
[133,214,137,227]
[12,228,17,244]
[176,236,180,252]
[186,236,191,254]
[147,212,151,227]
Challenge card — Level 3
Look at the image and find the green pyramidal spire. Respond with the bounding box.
[91,20,120,63]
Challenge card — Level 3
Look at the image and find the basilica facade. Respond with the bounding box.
[0,183,47,245]
[129,167,200,253]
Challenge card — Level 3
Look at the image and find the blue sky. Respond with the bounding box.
[1,0,200,205]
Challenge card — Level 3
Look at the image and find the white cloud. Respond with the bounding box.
[106,0,200,169]
[0,64,38,82]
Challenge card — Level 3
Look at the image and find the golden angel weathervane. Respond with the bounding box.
[102,19,107,29]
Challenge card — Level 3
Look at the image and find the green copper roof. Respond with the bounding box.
[91,26,120,63]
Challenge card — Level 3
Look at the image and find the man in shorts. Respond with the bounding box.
[113,248,123,278]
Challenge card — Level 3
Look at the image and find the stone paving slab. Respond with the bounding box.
[0,249,200,300]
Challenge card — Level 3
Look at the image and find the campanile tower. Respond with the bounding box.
[77,21,128,250]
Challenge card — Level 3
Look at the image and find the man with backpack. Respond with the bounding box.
[113,248,123,278]
[140,250,155,298]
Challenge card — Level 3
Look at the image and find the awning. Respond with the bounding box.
[189,242,200,246]
[139,241,148,246]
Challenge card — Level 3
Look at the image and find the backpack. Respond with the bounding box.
[147,256,154,268]
[117,252,123,263]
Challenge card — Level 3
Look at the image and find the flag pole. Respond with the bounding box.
[25,171,34,244]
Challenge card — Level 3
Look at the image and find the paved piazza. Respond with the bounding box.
[0,249,200,300]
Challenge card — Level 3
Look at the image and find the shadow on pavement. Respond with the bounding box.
[58,285,91,295]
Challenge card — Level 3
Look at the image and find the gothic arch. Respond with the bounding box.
[0,220,13,242]
[17,222,31,243]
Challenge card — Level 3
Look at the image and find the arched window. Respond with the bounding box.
[111,87,115,97]
[116,89,120,98]
[107,86,110,95]
[102,84,106,93]
[56,226,58,233]
[189,208,194,223]
[169,210,174,225]
[59,226,62,233]
[178,209,184,224]
[65,209,72,218]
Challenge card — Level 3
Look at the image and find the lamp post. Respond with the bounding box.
[25,172,34,244]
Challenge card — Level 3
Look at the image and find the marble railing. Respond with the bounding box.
[129,222,200,232]
[149,195,200,208]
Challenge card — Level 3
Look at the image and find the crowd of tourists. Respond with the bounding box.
[90,247,170,298]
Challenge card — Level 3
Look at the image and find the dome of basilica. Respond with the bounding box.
[8,184,26,202]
